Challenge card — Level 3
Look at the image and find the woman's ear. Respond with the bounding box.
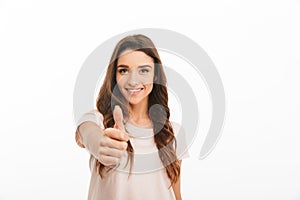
[154,75,157,82]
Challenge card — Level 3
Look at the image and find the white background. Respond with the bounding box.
[1,0,300,199]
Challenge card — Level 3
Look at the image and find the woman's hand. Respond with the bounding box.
[78,106,129,166]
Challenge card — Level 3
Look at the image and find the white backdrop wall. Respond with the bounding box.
[0,1,299,199]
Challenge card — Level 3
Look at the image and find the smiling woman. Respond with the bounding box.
[75,34,189,200]
[116,50,155,107]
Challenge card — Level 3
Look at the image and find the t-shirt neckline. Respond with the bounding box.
[125,120,154,138]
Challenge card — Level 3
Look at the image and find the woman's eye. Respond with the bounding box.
[118,69,128,74]
[140,68,149,74]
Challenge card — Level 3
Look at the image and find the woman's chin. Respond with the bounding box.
[126,97,146,106]
[128,100,141,105]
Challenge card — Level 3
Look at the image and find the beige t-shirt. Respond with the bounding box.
[76,110,189,200]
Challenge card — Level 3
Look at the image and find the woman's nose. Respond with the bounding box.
[127,71,139,86]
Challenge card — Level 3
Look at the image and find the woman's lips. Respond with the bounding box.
[126,88,143,95]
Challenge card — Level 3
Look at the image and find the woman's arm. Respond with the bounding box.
[76,121,103,149]
[75,108,129,166]
[172,160,183,200]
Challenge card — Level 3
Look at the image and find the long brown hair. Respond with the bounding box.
[95,34,180,185]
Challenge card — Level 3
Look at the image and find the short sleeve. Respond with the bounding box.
[171,121,190,160]
[75,109,104,148]
[76,109,105,129]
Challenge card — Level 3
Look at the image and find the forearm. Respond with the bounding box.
[75,111,129,167]
[76,121,102,148]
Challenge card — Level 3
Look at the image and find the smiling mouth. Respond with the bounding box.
[126,88,143,95]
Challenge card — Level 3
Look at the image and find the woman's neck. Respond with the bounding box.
[129,102,149,120]
[128,101,152,127]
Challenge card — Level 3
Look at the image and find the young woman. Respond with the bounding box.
[75,34,188,200]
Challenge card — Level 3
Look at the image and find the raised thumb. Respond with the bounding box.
[113,105,125,131]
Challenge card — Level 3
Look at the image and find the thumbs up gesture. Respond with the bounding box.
[113,105,126,131]
[97,105,129,166]
[79,106,129,166]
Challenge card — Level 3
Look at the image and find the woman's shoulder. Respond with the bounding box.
[86,109,103,117]
[170,121,184,136]
[77,109,104,129]
[170,120,180,129]
[170,121,190,160]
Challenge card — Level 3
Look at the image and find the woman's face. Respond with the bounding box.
[116,50,155,106]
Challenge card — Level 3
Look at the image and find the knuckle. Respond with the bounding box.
[98,155,106,164]
[107,139,113,147]
[99,140,106,147]
[122,142,128,150]
[103,129,108,135]
[98,147,104,155]
[104,128,112,135]
[116,151,123,158]
[114,158,120,164]
[115,142,123,150]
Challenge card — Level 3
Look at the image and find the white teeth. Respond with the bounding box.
[127,88,142,93]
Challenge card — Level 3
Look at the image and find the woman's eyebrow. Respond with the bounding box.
[117,64,153,68]
[138,65,153,68]
[116,65,129,68]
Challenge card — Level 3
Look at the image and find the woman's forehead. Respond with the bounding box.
[117,50,154,67]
